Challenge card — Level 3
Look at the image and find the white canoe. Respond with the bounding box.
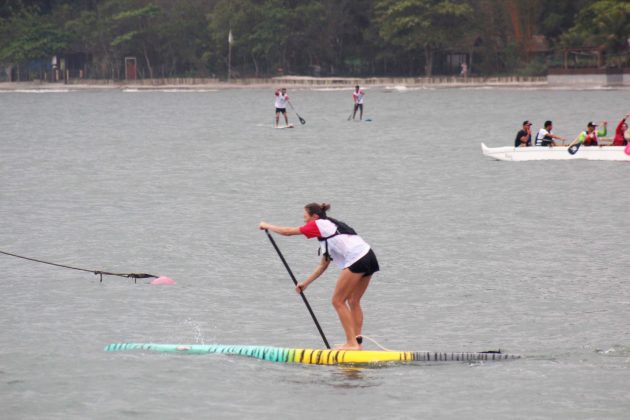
[481,143,630,162]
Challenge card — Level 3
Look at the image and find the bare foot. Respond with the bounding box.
[334,343,363,351]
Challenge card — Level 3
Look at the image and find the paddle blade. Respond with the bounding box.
[568,143,581,155]
[298,115,306,125]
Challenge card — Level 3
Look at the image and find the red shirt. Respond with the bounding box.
[613,118,627,146]
[298,219,370,268]
[299,220,321,238]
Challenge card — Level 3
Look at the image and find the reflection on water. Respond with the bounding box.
[332,366,367,385]
[284,365,380,389]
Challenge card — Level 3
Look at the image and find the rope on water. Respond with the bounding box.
[360,335,395,352]
[359,335,503,355]
[0,249,157,283]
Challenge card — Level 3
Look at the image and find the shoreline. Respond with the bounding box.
[1,75,627,91]
[0,75,550,91]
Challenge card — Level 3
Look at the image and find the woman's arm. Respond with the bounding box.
[568,133,584,147]
[259,222,301,236]
[296,256,330,293]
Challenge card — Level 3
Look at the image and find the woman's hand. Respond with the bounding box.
[295,282,307,294]
[259,221,270,230]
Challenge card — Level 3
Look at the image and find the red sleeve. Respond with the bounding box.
[275,91,279,96]
[617,119,626,136]
[299,220,320,238]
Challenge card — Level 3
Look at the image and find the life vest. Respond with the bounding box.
[583,131,598,146]
[317,218,357,261]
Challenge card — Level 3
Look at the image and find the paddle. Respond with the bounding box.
[264,229,330,349]
[568,143,581,155]
[568,134,583,155]
[287,101,306,125]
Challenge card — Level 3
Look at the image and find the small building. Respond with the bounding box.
[547,46,630,87]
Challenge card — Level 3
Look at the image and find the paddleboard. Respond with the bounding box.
[104,343,520,365]
[275,124,294,129]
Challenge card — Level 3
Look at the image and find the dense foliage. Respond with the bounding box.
[0,0,627,80]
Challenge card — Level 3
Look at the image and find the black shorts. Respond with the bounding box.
[348,249,379,277]
[276,108,286,114]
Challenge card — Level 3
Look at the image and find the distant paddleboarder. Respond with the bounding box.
[274,88,290,127]
[260,203,379,350]
[352,85,365,120]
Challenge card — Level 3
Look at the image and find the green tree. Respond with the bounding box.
[208,0,293,77]
[0,5,68,68]
[63,1,122,79]
[151,0,214,77]
[301,0,375,76]
[111,3,161,78]
[374,0,473,76]
[562,1,630,54]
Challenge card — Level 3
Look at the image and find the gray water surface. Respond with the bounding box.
[1,87,629,419]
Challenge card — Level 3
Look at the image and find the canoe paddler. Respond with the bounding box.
[534,120,566,147]
[514,120,532,147]
[612,114,629,146]
[568,121,608,148]
[260,202,379,350]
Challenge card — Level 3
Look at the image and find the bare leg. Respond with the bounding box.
[348,275,371,339]
[284,112,289,125]
[275,112,279,127]
[332,269,368,350]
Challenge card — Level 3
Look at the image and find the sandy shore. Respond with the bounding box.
[0,75,549,91]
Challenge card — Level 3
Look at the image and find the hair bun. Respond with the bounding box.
[321,203,331,211]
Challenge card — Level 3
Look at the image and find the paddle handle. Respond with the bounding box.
[264,230,330,349]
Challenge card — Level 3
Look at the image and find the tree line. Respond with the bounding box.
[1,0,629,81]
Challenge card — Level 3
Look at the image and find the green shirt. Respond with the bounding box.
[577,126,607,143]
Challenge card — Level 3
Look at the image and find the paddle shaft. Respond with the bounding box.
[264,230,330,349]
[287,101,306,124]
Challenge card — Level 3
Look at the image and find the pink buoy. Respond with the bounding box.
[625,143,630,156]
[150,276,176,285]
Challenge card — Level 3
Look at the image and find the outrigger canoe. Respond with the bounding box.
[104,343,520,365]
[481,143,630,162]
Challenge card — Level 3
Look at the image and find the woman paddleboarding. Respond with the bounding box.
[260,203,379,350]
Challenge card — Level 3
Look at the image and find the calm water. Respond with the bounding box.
[1,86,629,419]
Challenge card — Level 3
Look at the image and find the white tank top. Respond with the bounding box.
[275,92,288,108]
[302,219,370,269]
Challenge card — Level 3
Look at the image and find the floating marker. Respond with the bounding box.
[150,276,176,285]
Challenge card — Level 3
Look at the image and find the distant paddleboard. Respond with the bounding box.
[275,124,294,129]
